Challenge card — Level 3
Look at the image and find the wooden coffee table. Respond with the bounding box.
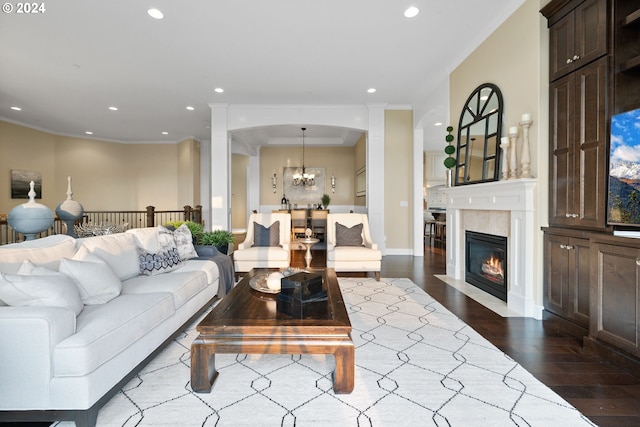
[190,268,354,394]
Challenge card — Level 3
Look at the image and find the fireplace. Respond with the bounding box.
[465,231,507,301]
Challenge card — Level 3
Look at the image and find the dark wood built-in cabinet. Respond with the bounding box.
[542,0,640,370]
[614,0,640,112]
[589,235,640,357]
[549,57,608,228]
[543,229,591,328]
[548,0,608,81]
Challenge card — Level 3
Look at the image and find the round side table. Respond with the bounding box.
[297,237,320,268]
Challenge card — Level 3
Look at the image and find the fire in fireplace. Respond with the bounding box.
[465,231,507,301]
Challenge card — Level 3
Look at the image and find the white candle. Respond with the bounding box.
[521,113,531,122]
[500,136,509,145]
[509,126,518,135]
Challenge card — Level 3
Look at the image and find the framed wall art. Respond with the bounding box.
[11,169,42,199]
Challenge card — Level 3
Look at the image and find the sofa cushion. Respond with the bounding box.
[137,246,183,276]
[59,255,122,305]
[327,246,382,262]
[233,246,289,262]
[0,234,77,274]
[77,233,139,280]
[53,293,174,377]
[121,270,208,310]
[335,222,364,247]
[171,259,220,285]
[253,221,280,247]
[0,272,84,316]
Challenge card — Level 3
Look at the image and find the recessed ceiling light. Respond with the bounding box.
[214,87,224,93]
[367,88,376,94]
[186,106,195,111]
[85,131,93,135]
[108,106,118,111]
[434,122,443,126]
[147,8,164,19]
[162,131,169,135]
[404,6,420,18]
[10,106,22,111]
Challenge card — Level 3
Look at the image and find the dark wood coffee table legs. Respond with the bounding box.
[190,334,354,394]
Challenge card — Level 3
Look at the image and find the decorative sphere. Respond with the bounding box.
[266,272,283,291]
[444,145,455,155]
[8,202,54,240]
[445,134,454,143]
[446,126,453,132]
[443,157,457,169]
[56,199,84,221]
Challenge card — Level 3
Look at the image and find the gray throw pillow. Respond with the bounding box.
[253,221,281,247]
[335,223,364,246]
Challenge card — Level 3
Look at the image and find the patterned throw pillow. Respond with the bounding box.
[335,223,364,246]
[159,224,198,261]
[137,247,183,276]
[253,221,281,247]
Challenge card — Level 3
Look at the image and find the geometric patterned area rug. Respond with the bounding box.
[55,278,595,426]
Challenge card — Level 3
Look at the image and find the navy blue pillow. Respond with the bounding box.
[253,221,281,247]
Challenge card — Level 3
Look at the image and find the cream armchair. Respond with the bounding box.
[326,213,381,281]
[233,213,291,274]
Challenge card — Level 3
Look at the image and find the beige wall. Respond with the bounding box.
[231,154,249,229]
[259,146,355,207]
[449,0,548,305]
[177,139,201,208]
[384,110,413,250]
[1,121,57,211]
[450,0,545,184]
[1,120,200,213]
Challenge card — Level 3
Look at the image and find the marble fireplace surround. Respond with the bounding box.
[445,178,542,319]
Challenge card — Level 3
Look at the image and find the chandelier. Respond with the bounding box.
[292,127,315,187]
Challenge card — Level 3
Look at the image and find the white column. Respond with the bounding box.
[413,128,424,256]
[367,104,386,253]
[209,103,231,230]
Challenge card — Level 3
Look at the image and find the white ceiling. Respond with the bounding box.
[0,0,525,152]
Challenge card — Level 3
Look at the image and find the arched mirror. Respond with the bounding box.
[455,83,503,185]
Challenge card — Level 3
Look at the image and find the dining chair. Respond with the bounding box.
[290,209,307,239]
[310,210,328,240]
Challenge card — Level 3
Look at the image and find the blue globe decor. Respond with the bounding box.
[55,176,84,237]
[8,180,54,241]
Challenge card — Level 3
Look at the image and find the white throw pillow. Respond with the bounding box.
[17,259,60,276]
[59,256,122,305]
[0,272,84,315]
[79,234,139,280]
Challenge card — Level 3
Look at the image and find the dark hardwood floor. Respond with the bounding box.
[4,246,639,426]
[292,246,640,427]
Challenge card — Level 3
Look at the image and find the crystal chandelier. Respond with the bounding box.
[292,127,315,187]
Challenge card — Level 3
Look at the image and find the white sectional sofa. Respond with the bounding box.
[0,226,224,427]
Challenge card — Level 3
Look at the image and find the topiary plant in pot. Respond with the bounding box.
[321,193,331,209]
[198,230,235,255]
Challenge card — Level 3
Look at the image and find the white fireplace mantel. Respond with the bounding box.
[444,178,542,319]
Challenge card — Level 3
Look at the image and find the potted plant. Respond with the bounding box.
[198,229,235,255]
[321,193,331,209]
